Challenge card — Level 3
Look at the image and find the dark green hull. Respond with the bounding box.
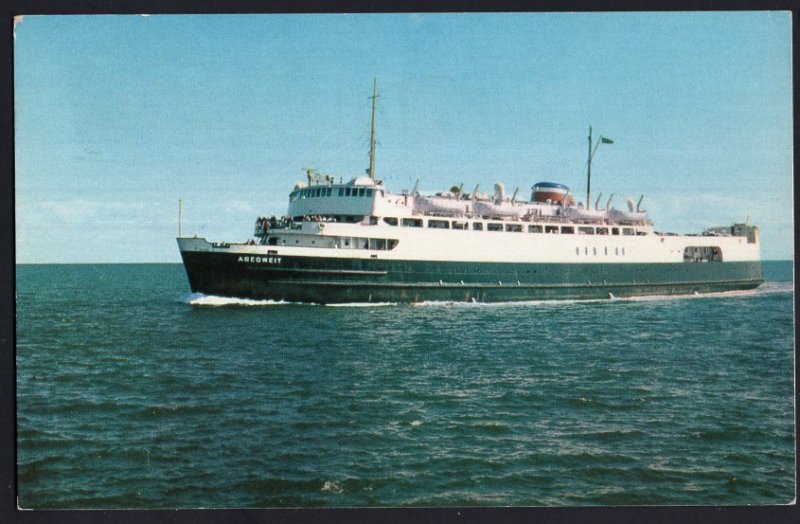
[179,250,763,304]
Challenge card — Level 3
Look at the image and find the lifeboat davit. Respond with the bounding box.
[531,182,569,204]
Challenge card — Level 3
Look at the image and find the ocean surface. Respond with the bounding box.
[15,261,795,508]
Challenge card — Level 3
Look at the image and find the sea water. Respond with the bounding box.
[15,261,795,508]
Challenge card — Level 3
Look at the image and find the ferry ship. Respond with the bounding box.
[177,82,763,304]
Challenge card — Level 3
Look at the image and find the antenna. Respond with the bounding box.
[302,167,317,184]
[178,198,182,237]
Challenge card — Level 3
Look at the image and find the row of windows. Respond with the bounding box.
[268,235,398,251]
[378,216,646,236]
[577,246,627,256]
[331,237,398,250]
[290,186,376,202]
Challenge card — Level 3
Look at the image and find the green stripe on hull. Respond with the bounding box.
[179,251,763,304]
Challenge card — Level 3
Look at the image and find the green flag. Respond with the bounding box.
[601,136,614,144]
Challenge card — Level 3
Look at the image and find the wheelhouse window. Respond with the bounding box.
[402,218,423,228]
[338,188,345,196]
[487,223,503,232]
[383,217,398,226]
[505,224,523,232]
[452,221,467,230]
[366,188,374,197]
[561,226,575,234]
[611,227,619,235]
[473,222,484,231]
[345,188,352,196]
[578,226,594,235]
[596,227,609,235]
[358,188,366,197]
[545,225,559,234]
[528,225,543,233]
[428,219,450,229]
[622,228,635,236]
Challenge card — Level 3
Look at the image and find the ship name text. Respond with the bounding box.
[238,255,282,264]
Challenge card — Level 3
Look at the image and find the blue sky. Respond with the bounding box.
[15,12,793,262]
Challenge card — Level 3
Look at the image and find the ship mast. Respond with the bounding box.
[368,78,378,180]
[586,126,593,210]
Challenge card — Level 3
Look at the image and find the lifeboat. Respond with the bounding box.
[608,209,648,222]
[413,195,470,216]
[565,207,606,221]
[473,200,529,218]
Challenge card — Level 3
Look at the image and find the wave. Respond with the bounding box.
[182,293,397,308]
[182,293,297,307]
[620,284,792,303]
[757,282,794,294]
[413,298,615,308]
[326,302,397,308]
[413,284,791,308]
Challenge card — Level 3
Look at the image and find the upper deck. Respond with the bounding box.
[285,173,653,230]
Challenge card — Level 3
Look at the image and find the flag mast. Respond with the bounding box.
[586,126,613,209]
